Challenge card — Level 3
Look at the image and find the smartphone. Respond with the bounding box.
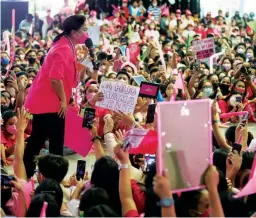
[144,154,156,172]
[76,160,86,181]
[139,82,159,99]
[146,104,156,124]
[235,96,242,104]
[241,113,249,125]
[82,107,96,129]
[120,37,128,45]
[232,143,242,154]
[1,175,15,187]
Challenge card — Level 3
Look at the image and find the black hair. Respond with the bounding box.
[221,56,233,65]
[213,149,229,174]
[79,186,110,213]
[241,151,255,171]
[247,132,254,145]
[84,204,119,217]
[1,110,16,127]
[144,162,161,217]
[40,55,46,66]
[35,178,63,209]
[26,194,60,217]
[53,15,86,43]
[27,14,34,20]
[37,154,69,183]
[116,69,131,81]
[176,189,205,217]
[16,71,28,78]
[1,188,12,215]
[235,42,246,51]
[90,156,121,215]
[97,52,108,61]
[27,67,38,75]
[10,64,24,71]
[225,126,236,144]
[235,53,246,61]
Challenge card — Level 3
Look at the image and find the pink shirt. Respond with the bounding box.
[25,37,78,114]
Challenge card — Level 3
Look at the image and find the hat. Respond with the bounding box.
[176,9,181,14]
[185,10,192,15]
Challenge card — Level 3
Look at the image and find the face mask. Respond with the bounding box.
[28,57,36,64]
[212,82,219,90]
[86,92,96,101]
[222,64,231,72]
[209,24,214,28]
[237,48,245,54]
[220,83,230,95]
[76,32,88,44]
[246,53,253,59]
[234,87,245,95]
[19,54,25,60]
[6,124,17,135]
[1,58,10,66]
[202,87,213,98]
[153,3,157,6]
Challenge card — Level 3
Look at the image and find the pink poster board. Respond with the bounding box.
[64,108,92,157]
[157,99,212,193]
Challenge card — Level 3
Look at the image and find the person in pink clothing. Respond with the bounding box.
[23,15,88,178]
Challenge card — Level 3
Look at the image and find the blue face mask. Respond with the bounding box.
[202,87,213,98]
[1,58,10,66]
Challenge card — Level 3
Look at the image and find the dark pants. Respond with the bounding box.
[23,113,65,178]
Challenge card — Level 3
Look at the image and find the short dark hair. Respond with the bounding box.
[27,194,60,217]
[79,186,110,213]
[35,178,63,209]
[37,154,69,183]
[225,126,236,144]
[213,149,228,174]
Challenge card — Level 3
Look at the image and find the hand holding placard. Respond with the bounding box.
[96,80,140,114]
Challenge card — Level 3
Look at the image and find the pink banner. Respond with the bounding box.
[64,108,92,157]
[127,130,158,154]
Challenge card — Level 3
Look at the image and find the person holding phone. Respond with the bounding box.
[218,80,249,123]
[81,80,110,137]
[24,15,88,178]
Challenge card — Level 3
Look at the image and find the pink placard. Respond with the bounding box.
[157,99,212,193]
[174,70,184,90]
[64,108,92,157]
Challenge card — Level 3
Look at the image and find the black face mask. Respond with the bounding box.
[220,83,230,95]
[212,82,219,91]
[28,57,36,64]
[1,105,9,113]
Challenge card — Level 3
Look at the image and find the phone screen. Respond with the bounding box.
[236,96,242,103]
[76,160,86,181]
[145,154,156,172]
[232,143,242,154]
[1,175,15,187]
[82,108,96,129]
[146,104,156,124]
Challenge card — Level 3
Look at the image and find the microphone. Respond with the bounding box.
[84,38,99,70]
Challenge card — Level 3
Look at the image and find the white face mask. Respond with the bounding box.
[237,48,245,54]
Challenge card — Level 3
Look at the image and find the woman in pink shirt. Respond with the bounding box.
[24,15,88,178]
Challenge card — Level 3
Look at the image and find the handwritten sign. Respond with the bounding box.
[192,38,215,64]
[96,80,140,114]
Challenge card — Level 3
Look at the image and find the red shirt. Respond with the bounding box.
[1,131,16,148]
[25,37,78,114]
[95,106,110,136]
[131,179,145,214]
